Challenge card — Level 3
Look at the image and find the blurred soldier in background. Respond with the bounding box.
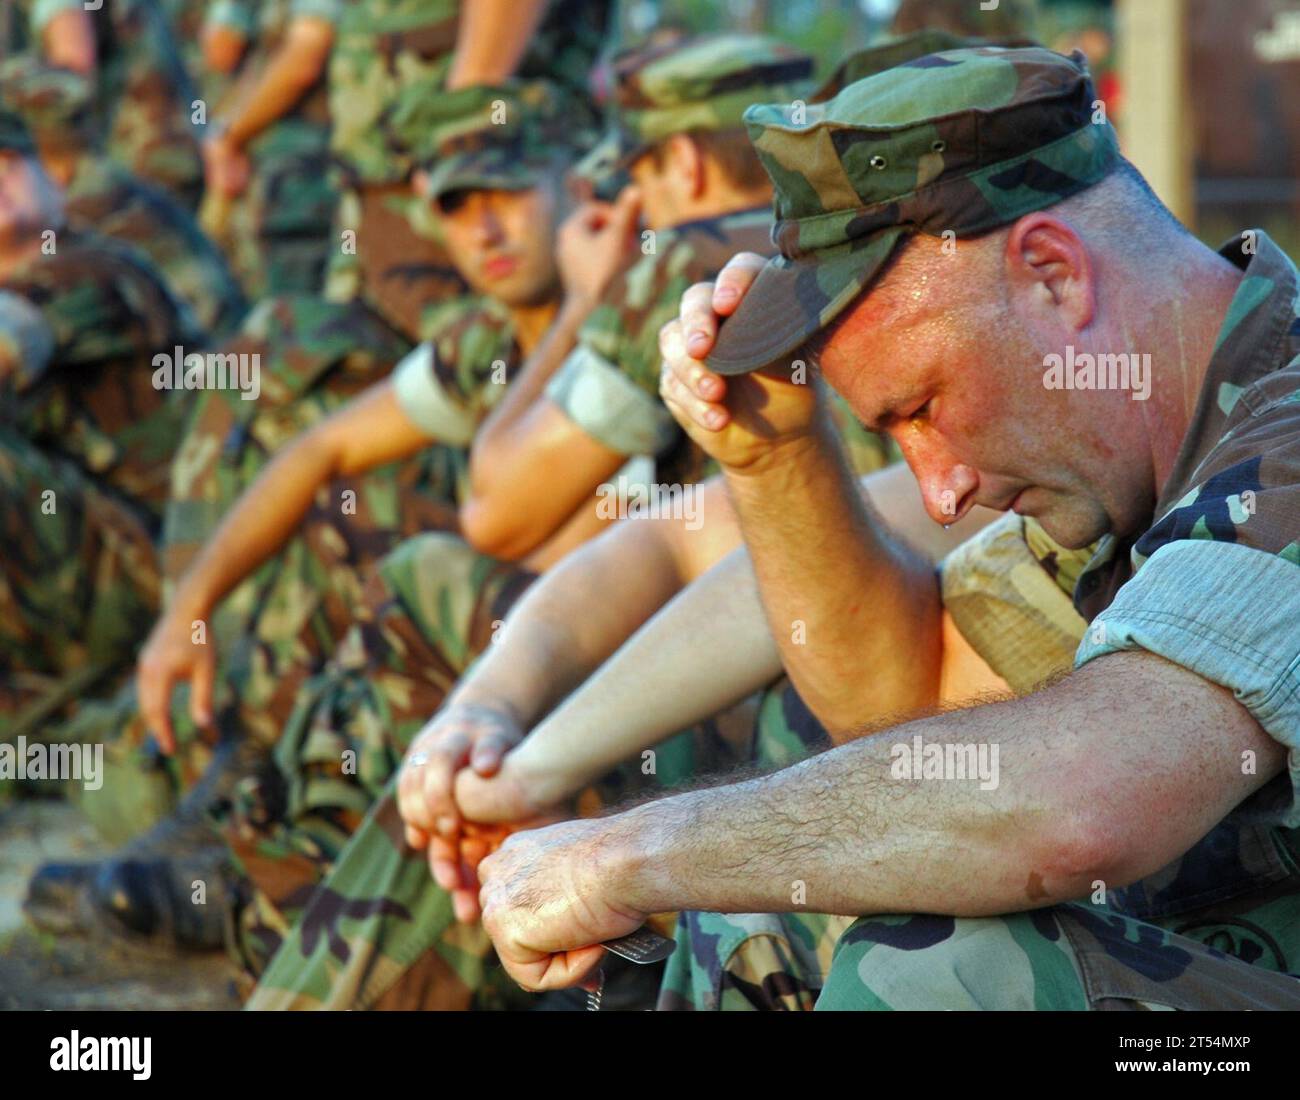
[27,1,620,853]
[0,56,246,339]
[197,0,339,299]
[22,83,611,955]
[0,109,200,745]
[1,0,206,209]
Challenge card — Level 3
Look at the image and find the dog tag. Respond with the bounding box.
[601,925,676,964]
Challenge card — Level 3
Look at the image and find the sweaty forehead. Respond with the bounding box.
[818,247,970,426]
[819,308,920,431]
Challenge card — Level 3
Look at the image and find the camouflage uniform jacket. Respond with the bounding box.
[3,228,200,521]
[547,205,774,488]
[327,0,612,188]
[11,0,205,204]
[1072,230,1300,935]
[66,155,247,338]
[212,0,337,144]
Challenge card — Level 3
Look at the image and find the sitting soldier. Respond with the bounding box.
[0,55,246,338]
[478,45,1300,1011]
[0,108,198,744]
[22,81,623,941]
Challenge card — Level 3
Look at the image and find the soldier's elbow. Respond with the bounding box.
[459,496,540,561]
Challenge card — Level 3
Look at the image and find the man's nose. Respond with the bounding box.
[896,433,978,524]
[474,204,505,245]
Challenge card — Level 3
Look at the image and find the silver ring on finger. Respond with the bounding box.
[407,752,430,768]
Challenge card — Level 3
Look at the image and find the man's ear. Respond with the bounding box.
[1004,213,1096,334]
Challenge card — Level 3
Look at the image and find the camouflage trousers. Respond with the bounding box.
[238,532,831,1008]
[660,890,1300,1010]
[212,131,338,300]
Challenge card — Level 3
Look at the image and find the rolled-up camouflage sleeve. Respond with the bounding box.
[1075,379,1300,825]
[288,0,344,24]
[545,245,686,457]
[391,344,473,446]
[391,298,519,446]
[29,0,84,33]
[203,0,253,34]
[545,343,678,457]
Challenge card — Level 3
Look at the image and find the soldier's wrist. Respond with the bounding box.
[560,288,602,323]
[718,426,825,481]
[166,580,215,630]
[597,798,690,916]
[445,685,528,732]
[497,744,571,813]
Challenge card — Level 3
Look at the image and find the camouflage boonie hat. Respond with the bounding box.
[707,46,1121,375]
[0,106,37,157]
[587,32,816,176]
[0,57,95,146]
[394,80,579,204]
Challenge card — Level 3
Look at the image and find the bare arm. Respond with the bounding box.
[455,463,992,819]
[397,475,742,842]
[138,381,432,749]
[169,382,427,619]
[724,419,946,735]
[661,266,961,733]
[616,654,1283,915]
[479,653,1286,990]
[445,0,550,90]
[461,397,628,560]
[451,477,742,733]
[202,19,250,74]
[219,16,334,149]
[43,9,96,74]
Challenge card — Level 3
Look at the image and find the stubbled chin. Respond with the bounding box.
[1033,508,1111,552]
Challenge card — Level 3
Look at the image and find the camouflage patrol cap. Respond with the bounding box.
[396,80,578,204]
[0,57,95,147]
[892,0,1040,39]
[809,29,1039,102]
[571,31,1015,197]
[706,46,1121,375]
[596,32,816,170]
[0,106,37,157]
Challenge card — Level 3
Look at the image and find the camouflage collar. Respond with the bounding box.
[1073,230,1300,618]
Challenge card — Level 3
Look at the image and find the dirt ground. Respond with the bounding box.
[0,800,241,1010]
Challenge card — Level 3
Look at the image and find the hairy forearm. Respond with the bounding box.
[469,298,590,495]
[224,20,333,148]
[510,550,781,796]
[725,421,944,735]
[603,653,1283,919]
[445,0,549,90]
